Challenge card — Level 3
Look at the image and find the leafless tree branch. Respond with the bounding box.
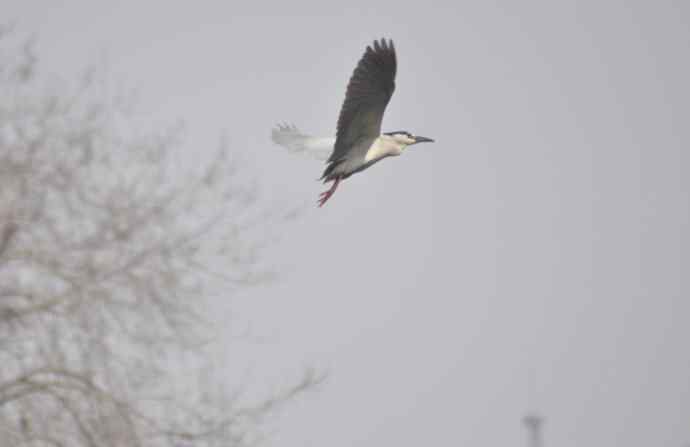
[0,27,317,447]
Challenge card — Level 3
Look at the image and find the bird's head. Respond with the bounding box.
[384,131,434,149]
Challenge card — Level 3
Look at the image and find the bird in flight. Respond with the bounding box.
[272,38,434,207]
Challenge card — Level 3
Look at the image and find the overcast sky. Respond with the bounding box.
[6,1,689,446]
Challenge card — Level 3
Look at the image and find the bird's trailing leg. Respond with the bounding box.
[318,177,341,207]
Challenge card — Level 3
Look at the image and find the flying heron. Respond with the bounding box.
[272,38,434,207]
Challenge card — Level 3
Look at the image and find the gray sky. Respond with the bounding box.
[7,1,689,446]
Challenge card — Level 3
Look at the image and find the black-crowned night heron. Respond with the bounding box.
[272,38,434,207]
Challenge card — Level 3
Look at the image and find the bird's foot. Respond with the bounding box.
[317,177,341,207]
[317,189,335,207]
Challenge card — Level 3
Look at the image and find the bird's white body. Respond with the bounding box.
[328,133,416,178]
[364,133,415,162]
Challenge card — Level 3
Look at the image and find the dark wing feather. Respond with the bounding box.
[327,39,397,164]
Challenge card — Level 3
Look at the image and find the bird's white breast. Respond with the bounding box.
[364,136,404,163]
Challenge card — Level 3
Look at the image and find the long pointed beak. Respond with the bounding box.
[413,136,434,144]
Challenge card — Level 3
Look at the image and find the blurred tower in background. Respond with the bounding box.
[522,413,544,447]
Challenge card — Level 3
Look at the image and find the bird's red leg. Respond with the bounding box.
[318,177,341,207]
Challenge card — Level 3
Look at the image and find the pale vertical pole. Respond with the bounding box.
[522,414,543,447]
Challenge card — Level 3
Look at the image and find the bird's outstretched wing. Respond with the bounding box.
[329,38,397,164]
[271,123,335,161]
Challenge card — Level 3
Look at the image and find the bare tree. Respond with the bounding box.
[0,27,318,446]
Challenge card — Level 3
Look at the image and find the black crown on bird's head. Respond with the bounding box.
[384,130,413,137]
